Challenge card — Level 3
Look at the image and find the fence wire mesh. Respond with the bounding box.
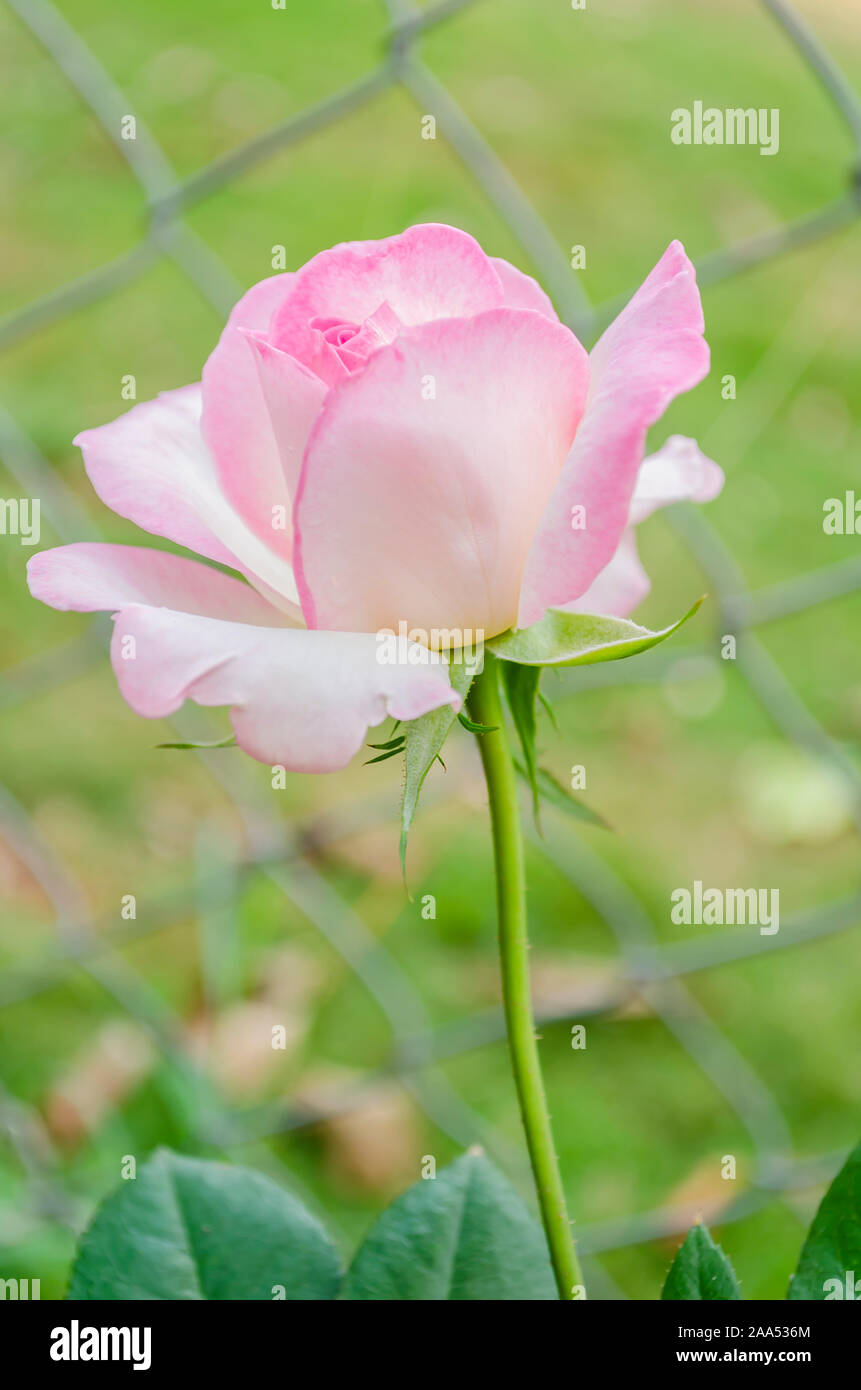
[1,0,861,1297]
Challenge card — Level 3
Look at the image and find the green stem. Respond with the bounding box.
[468,653,584,1302]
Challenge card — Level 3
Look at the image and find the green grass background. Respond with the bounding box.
[1,0,861,1299]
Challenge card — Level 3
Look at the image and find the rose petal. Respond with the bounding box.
[490,256,558,320]
[110,606,461,773]
[629,434,723,524]
[243,333,327,498]
[562,436,723,618]
[74,385,302,619]
[201,274,295,557]
[517,242,710,627]
[270,224,505,381]
[294,309,589,638]
[27,542,294,626]
[561,531,650,618]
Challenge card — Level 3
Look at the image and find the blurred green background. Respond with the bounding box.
[2,0,861,1299]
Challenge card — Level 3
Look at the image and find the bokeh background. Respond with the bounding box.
[2,0,861,1300]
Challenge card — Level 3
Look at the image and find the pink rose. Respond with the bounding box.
[28,224,721,772]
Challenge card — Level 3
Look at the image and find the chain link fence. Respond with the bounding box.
[1,0,861,1297]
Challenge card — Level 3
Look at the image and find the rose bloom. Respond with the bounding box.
[28,225,721,771]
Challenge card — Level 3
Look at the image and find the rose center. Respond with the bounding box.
[308,301,402,374]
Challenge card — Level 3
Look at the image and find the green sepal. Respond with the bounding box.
[501,662,541,820]
[156,734,236,750]
[364,747,405,766]
[399,657,475,887]
[487,599,704,668]
[515,761,610,830]
[457,710,498,734]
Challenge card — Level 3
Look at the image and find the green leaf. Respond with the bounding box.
[400,657,475,881]
[788,1141,861,1300]
[156,734,236,750]
[501,662,541,820]
[661,1224,742,1300]
[487,599,704,668]
[342,1151,556,1301]
[516,762,610,830]
[67,1149,342,1301]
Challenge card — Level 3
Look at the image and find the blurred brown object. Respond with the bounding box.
[530,956,631,1017]
[187,944,328,1100]
[657,1155,748,1249]
[44,1020,155,1149]
[295,1067,423,1194]
[187,999,302,1101]
[0,837,51,914]
[311,822,408,883]
[471,953,632,1018]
